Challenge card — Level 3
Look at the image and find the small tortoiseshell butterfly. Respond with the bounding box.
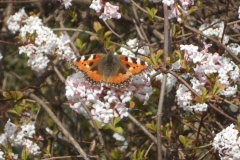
[71,53,152,88]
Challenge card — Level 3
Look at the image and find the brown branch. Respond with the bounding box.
[156,4,170,160]
[7,66,89,159]
[82,104,109,160]
[208,103,237,123]
[183,24,240,63]
[27,92,89,160]
[128,113,157,144]
[130,0,164,21]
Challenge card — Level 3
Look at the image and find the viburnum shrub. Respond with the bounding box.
[0,0,239,159]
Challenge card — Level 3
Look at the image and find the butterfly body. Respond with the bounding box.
[71,54,152,88]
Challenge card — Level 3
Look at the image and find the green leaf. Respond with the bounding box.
[106,45,116,51]
[179,135,192,148]
[195,87,212,103]
[133,149,146,160]
[7,109,19,116]
[109,148,120,159]
[66,10,77,22]
[89,120,103,129]
[179,135,187,145]
[14,104,24,116]
[104,31,112,38]
[143,0,149,8]
[238,116,240,126]
[104,37,111,45]
[146,7,157,20]
[43,144,51,157]
[211,81,225,95]
[96,27,105,40]
[166,130,172,139]
[151,120,156,131]
[93,21,103,33]
[75,38,86,52]
[3,91,23,101]
[89,35,99,41]
[156,49,163,60]
[146,120,157,132]
[185,140,192,148]
[114,127,123,134]
[150,52,157,65]
[129,101,135,108]
[188,6,198,15]
[21,147,29,160]
[113,117,121,126]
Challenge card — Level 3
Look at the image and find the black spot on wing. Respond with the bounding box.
[123,56,128,61]
[75,57,81,62]
[89,62,94,66]
[118,66,127,74]
[140,60,146,65]
[85,54,94,60]
[126,64,131,69]
[130,57,137,64]
[91,65,98,71]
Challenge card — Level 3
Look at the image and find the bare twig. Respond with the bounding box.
[183,24,240,63]
[27,92,89,160]
[103,20,123,39]
[128,113,157,144]
[81,104,109,160]
[130,0,164,21]
[157,5,170,158]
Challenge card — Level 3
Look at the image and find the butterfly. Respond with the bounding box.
[71,53,153,88]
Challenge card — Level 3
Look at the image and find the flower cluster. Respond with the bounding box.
[65,71,152,125]
[0,150,4,160]
[150,58,180,94]
[227,43,240,56]
[90,0,121,21]
[175,43,239,111]
[212,124,240,159]
[199,19,229,44]
[179,0,192,10]
[0,119,41,158]
[119,38,150,57]
[7,8,28,34]
[7,9,75,72]
[151,0,192,21]
[113,133,128,151]
[162,0,174,6]
[58,0,72,9]
[167,3,189,22]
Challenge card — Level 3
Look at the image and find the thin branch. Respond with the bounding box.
[103,20,123,39]
[157,5,170,159]
[130,0,164,21]
[52,28,97,36]
[151,68,201,97]
[82,104,109,160]
[128,113,157,144]
[58,11,80,56]
[208,103,237,123]
[27,92,89,160]
[183,24,240,63]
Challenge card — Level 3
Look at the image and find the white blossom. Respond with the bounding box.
[213,124,240,159]
[65,71,152,125]
[162,0,174,6]
[199,20,229,44]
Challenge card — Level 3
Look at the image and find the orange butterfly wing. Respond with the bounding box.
[73,54,105,84]
[72,54,152,88]
[118,55,151,75]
